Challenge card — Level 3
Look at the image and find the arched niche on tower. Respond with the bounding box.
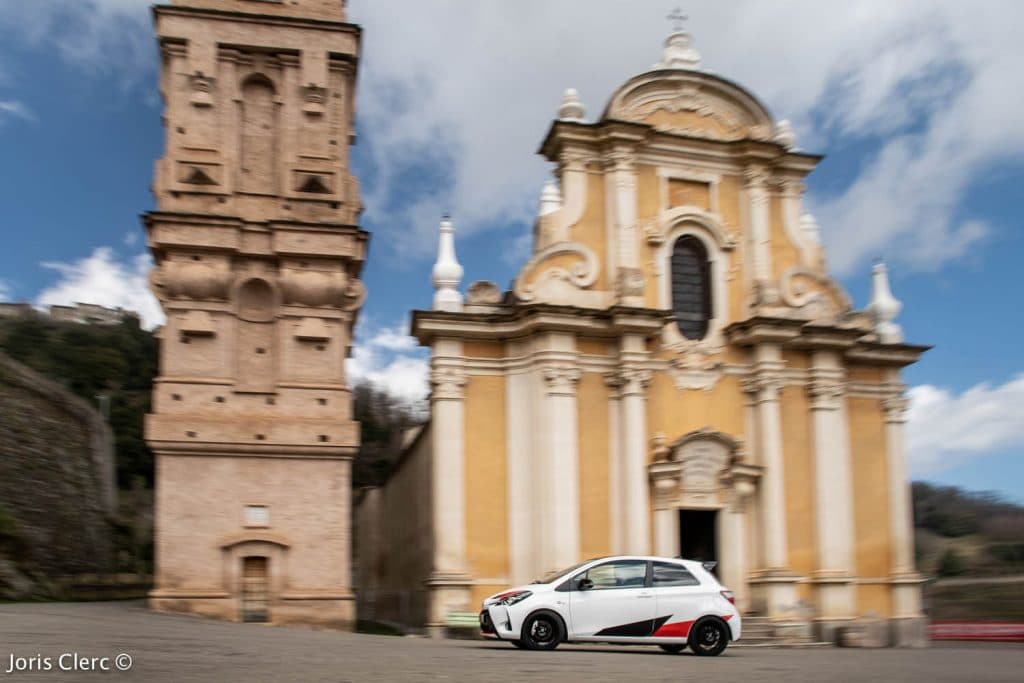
[239,73,280,195]
[234,276,279,392]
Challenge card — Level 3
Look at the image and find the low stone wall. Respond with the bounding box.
[0,352,117,598]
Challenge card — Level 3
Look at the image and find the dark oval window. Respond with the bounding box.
[671,235,711,340]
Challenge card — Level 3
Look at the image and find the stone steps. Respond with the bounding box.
[735,615,830,648]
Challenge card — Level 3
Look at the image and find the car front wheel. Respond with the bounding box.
[520,612,563,651]
[688,619,729,657]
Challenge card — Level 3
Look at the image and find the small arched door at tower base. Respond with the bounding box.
[241,556,270,623]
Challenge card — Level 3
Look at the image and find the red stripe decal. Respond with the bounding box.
[653,619,695,638]
[723,614,732,621]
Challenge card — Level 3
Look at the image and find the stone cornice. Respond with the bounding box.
[154,4,362,36]
[846,340,931,367]
[411,304,670,345]
[725,316,805,345]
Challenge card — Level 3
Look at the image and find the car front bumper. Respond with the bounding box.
[481,605,518,640]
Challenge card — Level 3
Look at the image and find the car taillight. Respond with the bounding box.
[720,590,735,605]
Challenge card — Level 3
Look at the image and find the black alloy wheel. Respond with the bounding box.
[520,612,563,650]
[689,619,728,657]
[658,644,686,654]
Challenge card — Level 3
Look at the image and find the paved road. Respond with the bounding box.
[0,602,1021,682]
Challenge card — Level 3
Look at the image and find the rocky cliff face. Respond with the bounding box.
[0,352,116,597]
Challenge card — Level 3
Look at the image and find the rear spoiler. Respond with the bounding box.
[702,561,717,573]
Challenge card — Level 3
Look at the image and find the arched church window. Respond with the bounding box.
[239,74,278,194]
[670,235,711,340]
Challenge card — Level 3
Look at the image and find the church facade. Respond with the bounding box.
[145,0,365,627]
[355,29,927,645]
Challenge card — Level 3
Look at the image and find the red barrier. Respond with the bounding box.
[929,621,1024,642]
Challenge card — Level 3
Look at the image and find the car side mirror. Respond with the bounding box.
[577,578,593,591]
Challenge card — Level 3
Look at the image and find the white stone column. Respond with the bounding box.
[808,351,855,624]
[883,389,924,629]
[742,344,797,617]
[651,464,679,557]
[620,367,653,555]
[744,166,772,285]
[425,341,471,635]
[604,146,644,307]
[541,364,581,571]
[605,374,625,554]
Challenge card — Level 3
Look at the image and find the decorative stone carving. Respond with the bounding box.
[651,433,671,463]
[339,278,366,312]
[279,267,346,307]
[430,366,468,401]
[773,119,797,150]
[881,395,910,424]
[558,88,586,122]
[615,266,646,299]
[466,280,502,305]
[867,261,904,344]
[651,474,679,509]
[618,367,653,396]
[542,365,581,396]
[808,379,846,411]
[301,83,327,115]
[513,242,599,303]
[740,374,784,400]
[667,344,723,391]
[779,266,852,322]
[189,71,215,107]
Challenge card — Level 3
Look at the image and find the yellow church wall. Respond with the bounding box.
[463,375,509,598]
[668,178,711,210]
[577,372,612,559]
[848,397,892,584]
[577,338,614,357]
[718,174,747,324]
[463,340,504,359]
[636,164,662,310]
[570,171,609,291]
[856,583,892,617]
[779,386,816,577]
[848,366,884,384]
[782,350,809,370]
[646,374,747,444]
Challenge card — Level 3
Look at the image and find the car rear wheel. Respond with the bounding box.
[688,619,729,657]
[520,612,563,651]
[658,644,686,654]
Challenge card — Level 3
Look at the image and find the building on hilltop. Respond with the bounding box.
[0,302,133,325]
[355,26,928,646]
[144,0,365,628]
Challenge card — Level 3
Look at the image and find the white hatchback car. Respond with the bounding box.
[480,556,740,656]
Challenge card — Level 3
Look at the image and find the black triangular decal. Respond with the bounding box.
[182,166,217,185]
[298,174,331,194]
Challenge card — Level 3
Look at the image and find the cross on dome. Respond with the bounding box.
[666,8,688,32]
[657,8,701,70]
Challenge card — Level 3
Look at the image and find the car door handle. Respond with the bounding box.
[638,593,654,599]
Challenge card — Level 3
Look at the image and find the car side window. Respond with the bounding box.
[652,561,700,587]
[578,560,648,590]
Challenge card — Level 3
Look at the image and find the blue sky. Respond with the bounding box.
[0,1,1022,500]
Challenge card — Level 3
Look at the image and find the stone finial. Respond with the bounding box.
[774,119,797,150]
[538,180,562,217]
[800,212,821,245]
[867,260,903,343]
[656,30,701,70]
[432,215,464,312]
[558,88,586,122]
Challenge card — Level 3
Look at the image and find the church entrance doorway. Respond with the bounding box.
[241,556,270,622]
[678,509,717,565]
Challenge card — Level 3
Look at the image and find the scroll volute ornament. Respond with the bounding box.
[158,258,232,301]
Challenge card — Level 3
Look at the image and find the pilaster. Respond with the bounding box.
[541,362,582,571]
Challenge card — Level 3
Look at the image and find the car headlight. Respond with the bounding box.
[498,590,532,607]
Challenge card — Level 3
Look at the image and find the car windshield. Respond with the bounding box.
[533,559,596,584]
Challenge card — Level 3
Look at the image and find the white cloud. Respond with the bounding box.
[907,374,1024,475]
[0,100,33,123]
[0,278,13,301]
[36,247,163,329]
[347,319,428,403]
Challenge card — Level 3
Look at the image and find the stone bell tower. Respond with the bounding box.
[145,0,364,628]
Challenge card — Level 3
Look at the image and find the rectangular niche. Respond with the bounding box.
[244,505,270,528]
[668,178,712,211]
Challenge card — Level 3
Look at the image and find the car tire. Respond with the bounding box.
[520,611,564,651]
[658,644,686,654]
[688,618,729,657]
[510,640,527,649]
